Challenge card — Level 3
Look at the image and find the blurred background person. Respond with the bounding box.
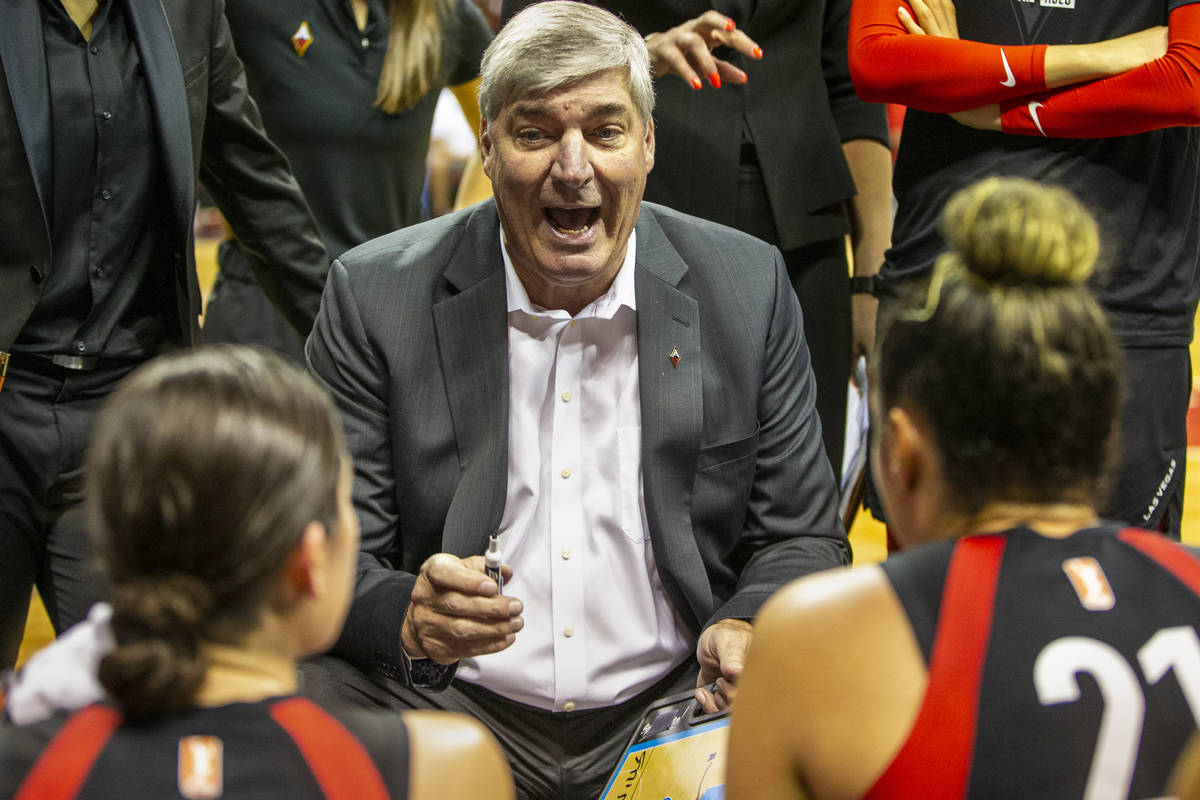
[203,0,493,361]
[502,0,893,483]
[0,0,330,672]
[727,177,1200,799]
[0,347,513,800]
[849,0,1200,536]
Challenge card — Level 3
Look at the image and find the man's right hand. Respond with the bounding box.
[400,553,523,665]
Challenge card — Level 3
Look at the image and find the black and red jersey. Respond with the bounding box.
[0,695,409,800]
[869,524,1200,798]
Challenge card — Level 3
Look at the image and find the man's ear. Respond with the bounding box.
[643,119,655,174]
[480,118,494,179]
[284,522,329,599]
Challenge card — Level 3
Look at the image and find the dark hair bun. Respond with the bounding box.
[98,575,214,719]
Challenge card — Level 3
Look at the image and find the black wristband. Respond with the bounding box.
[850,275,881,296]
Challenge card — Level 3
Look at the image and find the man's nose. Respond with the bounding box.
[549,131,593,187]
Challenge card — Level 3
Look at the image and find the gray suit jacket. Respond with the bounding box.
[307,199,849,677]
[0,0,327,351]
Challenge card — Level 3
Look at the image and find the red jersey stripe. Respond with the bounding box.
[1118,528,1200,597]
[15,705,121,800]
[269,697,392,800]
[865,535,1007,799]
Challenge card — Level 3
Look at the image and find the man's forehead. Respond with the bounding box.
[503,71,638,121]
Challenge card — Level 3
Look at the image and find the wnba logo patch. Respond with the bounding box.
[1062,556,1115,611]
[292,21,314,57]
[178,736,224,799]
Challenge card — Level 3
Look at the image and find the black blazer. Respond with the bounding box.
[307,200,850,675]
[0,0,328,351]
[501,0,889,252]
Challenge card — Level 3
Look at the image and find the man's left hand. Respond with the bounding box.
[695,618,753,713]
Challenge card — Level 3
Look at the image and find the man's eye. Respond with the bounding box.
[518,130,544,143]
[596,127,620,140]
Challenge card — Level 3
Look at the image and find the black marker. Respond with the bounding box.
[485,533,504,595]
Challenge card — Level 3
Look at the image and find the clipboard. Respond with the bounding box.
[597,686,730,800]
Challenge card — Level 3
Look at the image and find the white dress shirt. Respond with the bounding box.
[455,232,694,712]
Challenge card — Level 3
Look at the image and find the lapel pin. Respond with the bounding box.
[669,347,680,368]
[292,21,314,57]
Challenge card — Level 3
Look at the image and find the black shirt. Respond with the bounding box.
[882,0,1200,348]
[223,0,491,258]
[18,0,172,360]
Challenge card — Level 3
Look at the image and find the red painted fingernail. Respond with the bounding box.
[709,71,721,88]
[724,18,736,31]
[752,46,763,59]
[691,76,703,90]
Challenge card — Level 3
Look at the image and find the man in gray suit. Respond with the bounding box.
[303,3,849,796]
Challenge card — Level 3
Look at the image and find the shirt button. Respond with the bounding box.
[560,467,571,479]
[101,110,112,120]
[73,340,87,354]
[100,189,112,200]
[561,549,571,560]
[89,45,99,54]
[360,36,369,48]
[30,265,44,285]
[563,626,574,638]
[561,390,572,402]
[92,265,105,278]
[563,701,576,712]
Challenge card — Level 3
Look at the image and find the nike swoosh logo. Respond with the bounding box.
[1000,49,1016,87]
[1028,101,1047,136]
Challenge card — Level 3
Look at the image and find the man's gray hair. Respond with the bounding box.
[479,1,655,134]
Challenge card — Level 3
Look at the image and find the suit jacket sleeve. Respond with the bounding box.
[706,248,850,628]
[196,0,328,336]
[822,0,889,145]
[307,259,417,674]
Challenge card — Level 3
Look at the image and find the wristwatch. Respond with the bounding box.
[850,275,881,297]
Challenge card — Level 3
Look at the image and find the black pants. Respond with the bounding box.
[0,359,128,668]
[299,654,698,800]
[735,161,851,482]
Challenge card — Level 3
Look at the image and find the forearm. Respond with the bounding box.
[1000,5,1200,137]
[850,0,1047,111]
[850,0,1169,111]
[841,138,892,279]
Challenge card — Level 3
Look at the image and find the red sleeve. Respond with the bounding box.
[849,0,1048,112]
[1001,3,1200,137]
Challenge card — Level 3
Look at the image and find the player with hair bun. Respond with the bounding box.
[727,177,1200,800]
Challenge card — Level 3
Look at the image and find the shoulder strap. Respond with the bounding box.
[866,534,1007,799]
[269,697,393,800]
[1118,528,1200,596]
[15,705,122,800]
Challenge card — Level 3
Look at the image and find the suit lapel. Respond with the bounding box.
[635,207,713,634]
[0,0,53,239]
[124,0,193,246]
[434,203,510,558]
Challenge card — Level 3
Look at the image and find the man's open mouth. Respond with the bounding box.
[545,207,600,235]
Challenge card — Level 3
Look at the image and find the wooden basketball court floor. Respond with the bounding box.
[14,236,1200,665]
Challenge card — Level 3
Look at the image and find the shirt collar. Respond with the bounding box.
[502,229,638,319]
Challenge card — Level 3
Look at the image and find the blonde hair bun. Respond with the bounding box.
[941,176,1099,287]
